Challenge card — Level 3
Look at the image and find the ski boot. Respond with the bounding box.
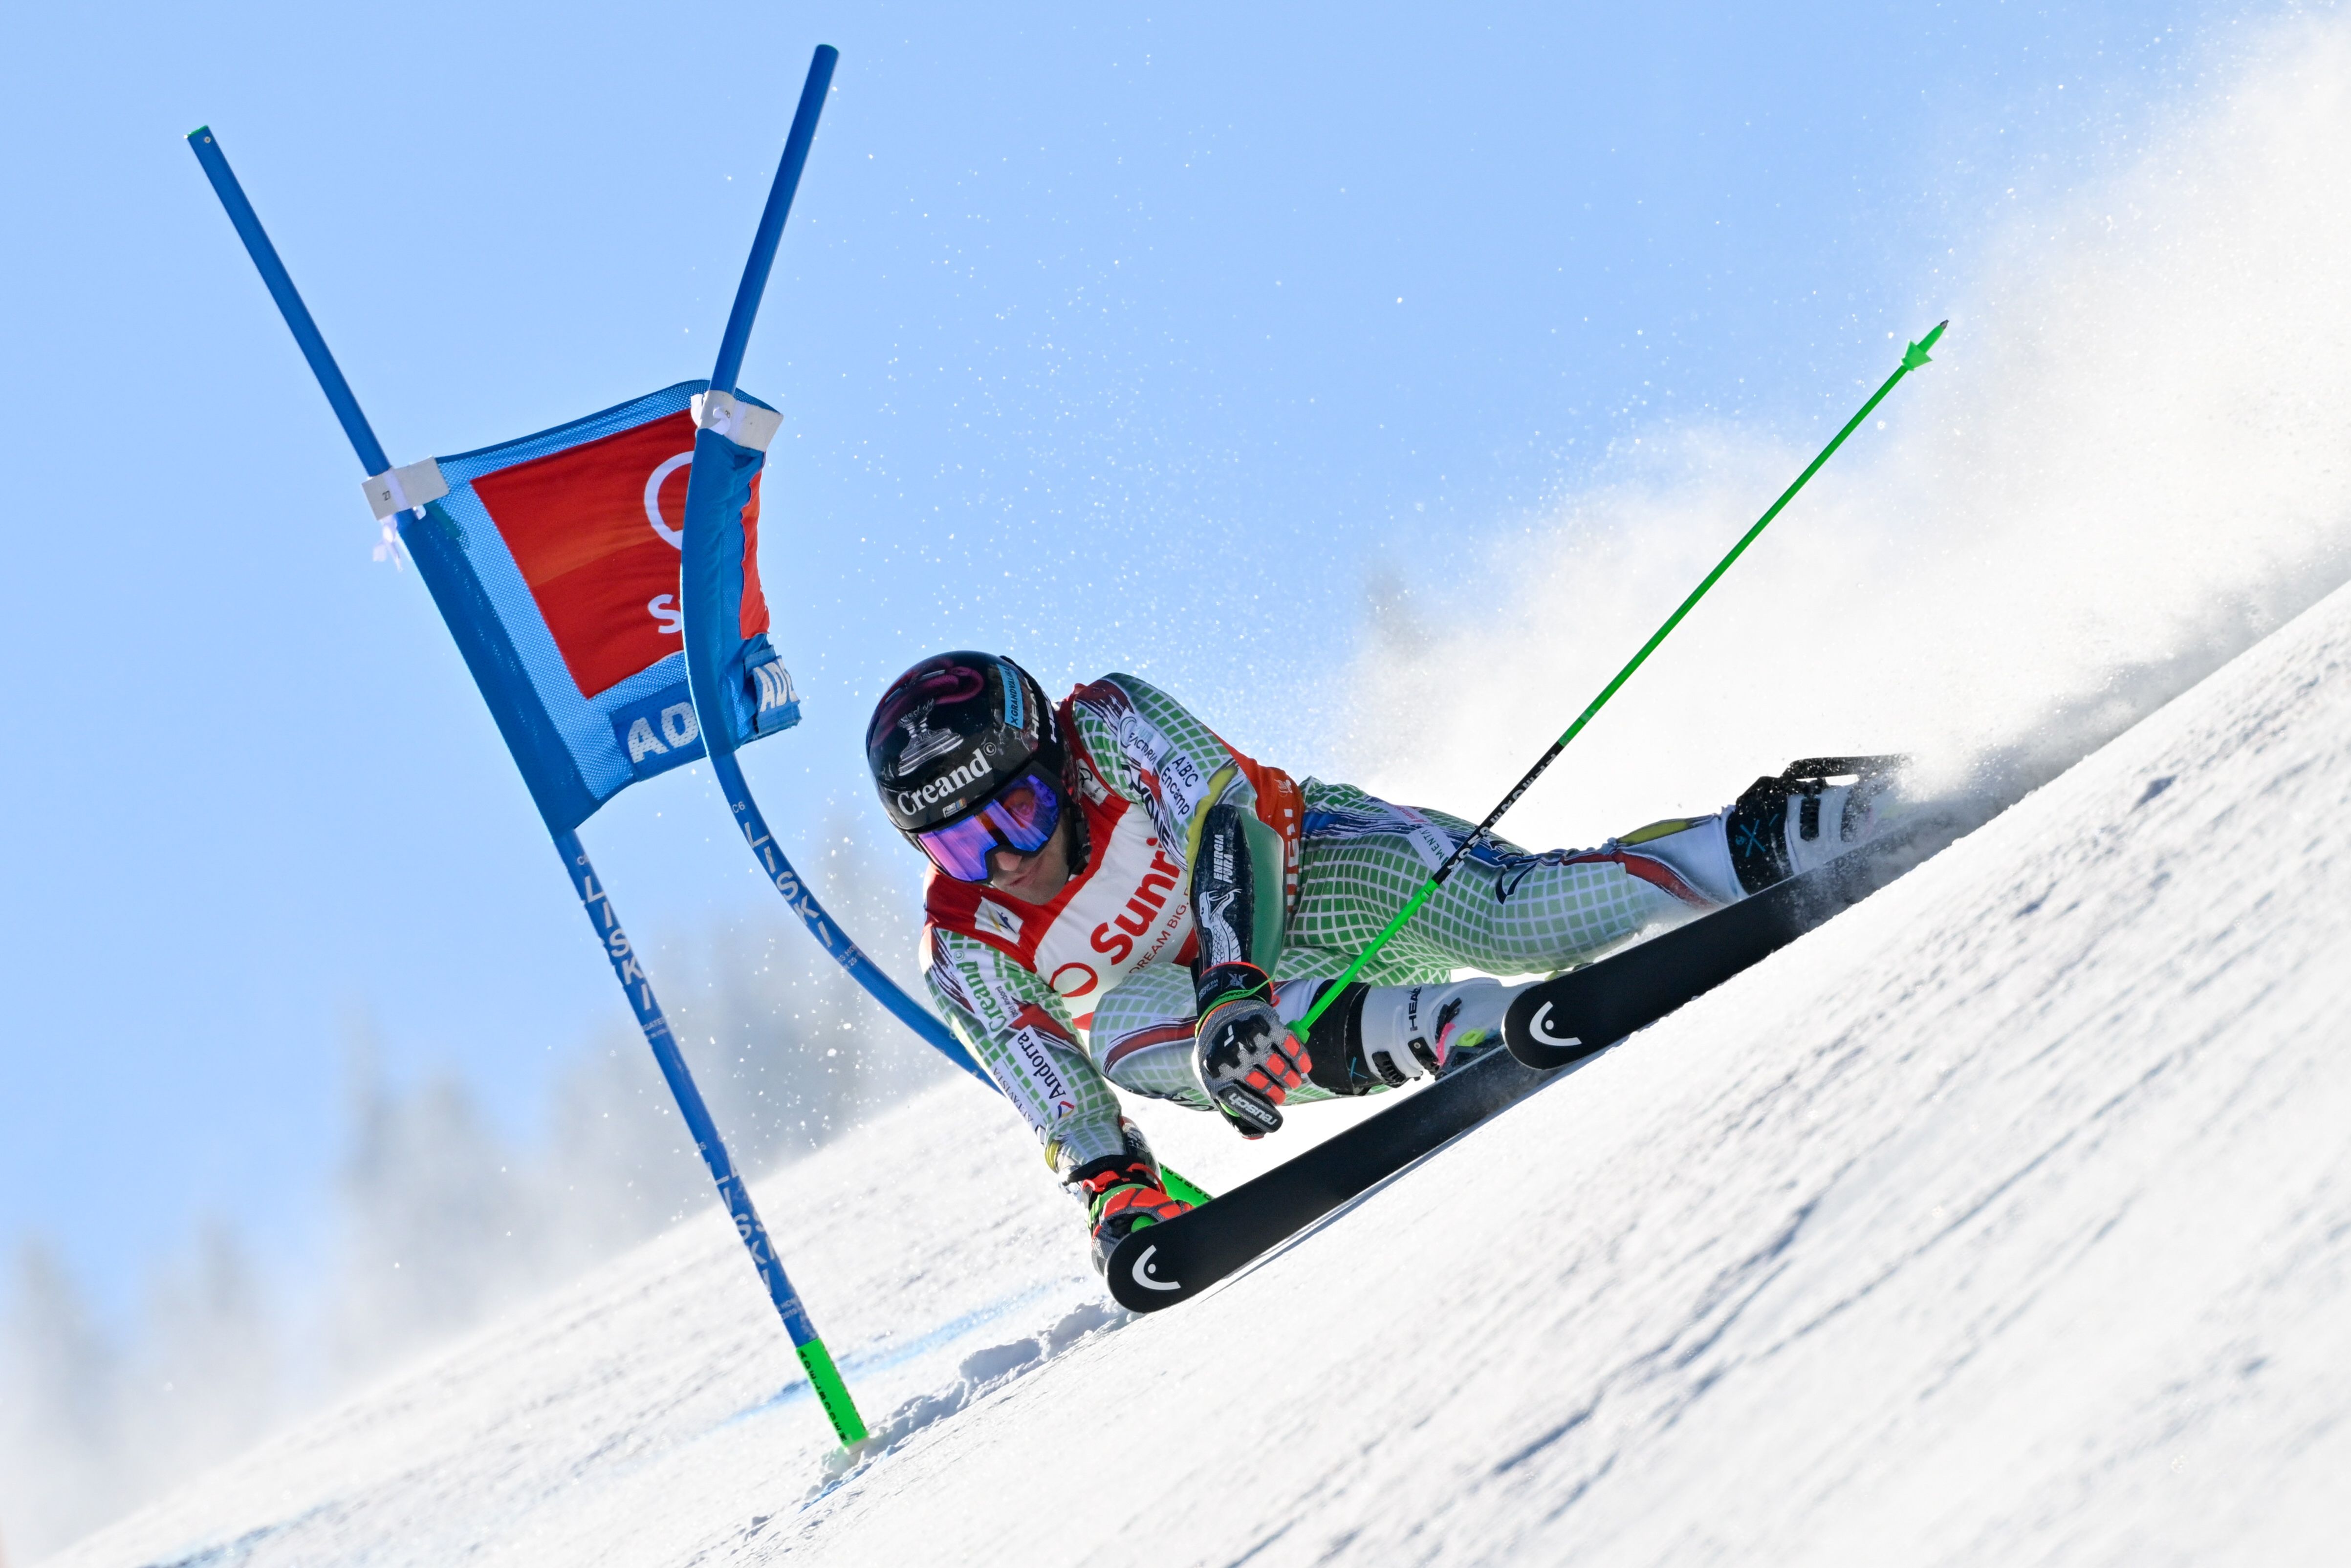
[1063,1121,1191,1275]
[1360,977,1520,1085]
[1291,976,1525,1095]
[1725,755,1911,894]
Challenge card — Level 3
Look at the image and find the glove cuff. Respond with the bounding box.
[1194,960,1272,1015]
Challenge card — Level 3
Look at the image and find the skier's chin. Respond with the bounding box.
[989,851,1066,905]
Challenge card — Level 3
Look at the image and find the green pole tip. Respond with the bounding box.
[1902,319,1948,371]
[187,125,211,141]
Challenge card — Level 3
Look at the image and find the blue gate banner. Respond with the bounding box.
[395,380,798,832]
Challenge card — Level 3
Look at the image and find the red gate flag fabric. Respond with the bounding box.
[472,406,768,699]
[392,380,799,833]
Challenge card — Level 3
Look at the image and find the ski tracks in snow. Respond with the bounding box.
[801,1298,1128,1502]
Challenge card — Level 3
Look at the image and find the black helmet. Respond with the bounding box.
[866,651,1062,838]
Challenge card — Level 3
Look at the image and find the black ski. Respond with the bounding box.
[1505,811,1965,1070]
[1105,1044,1584,1312]
[1105,800,1977,1313]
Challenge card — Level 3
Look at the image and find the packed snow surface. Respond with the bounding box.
[60,586,2351,1565]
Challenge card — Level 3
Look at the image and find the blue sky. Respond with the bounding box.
[0,0,2227,1317]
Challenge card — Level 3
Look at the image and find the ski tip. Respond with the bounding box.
[187,125,212,143]
[1107,1229,1195,1312]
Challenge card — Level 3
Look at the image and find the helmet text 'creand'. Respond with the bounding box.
[895,750,994,816]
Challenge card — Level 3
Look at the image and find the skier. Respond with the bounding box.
[867,651,1904,1269]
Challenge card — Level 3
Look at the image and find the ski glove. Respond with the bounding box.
[1193,962,1308,1138]
[1069,1136,1191,1276]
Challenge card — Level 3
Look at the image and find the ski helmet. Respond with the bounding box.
[866,652,1066,876]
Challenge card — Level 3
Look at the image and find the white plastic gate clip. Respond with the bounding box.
[361,457,450,521]
[689,390,784,452]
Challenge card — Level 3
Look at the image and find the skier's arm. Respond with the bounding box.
[1188,798,1289,986]
[921,926,1133,1171]
[1186,797,1309,1132]
[1064,673,1285,974]
[1064,675,1299,1130]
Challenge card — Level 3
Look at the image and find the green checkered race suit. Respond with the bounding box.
[918,674,1699,1174]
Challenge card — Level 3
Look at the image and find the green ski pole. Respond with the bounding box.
[1287,322,1948,1047]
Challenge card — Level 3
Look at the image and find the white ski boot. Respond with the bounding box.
[1275,974,1527,1096]
[1355,976,1524,1087]
[1724,755,1911,894]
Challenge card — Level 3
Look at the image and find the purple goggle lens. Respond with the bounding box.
[914,767,1064,883]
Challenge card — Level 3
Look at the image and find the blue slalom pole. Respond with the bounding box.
[186,124,868,1446]
[713,749,995,1087]
[552,832,864,1437]
[679,47,999,1093]
[186,128,390,474]
[711,44,837,398]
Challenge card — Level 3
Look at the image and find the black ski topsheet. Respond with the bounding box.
[1504,814,1964,1070]
[1105,812,1974,1313]
[1105,1044,1581,1313]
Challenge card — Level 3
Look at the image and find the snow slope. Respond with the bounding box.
[57,582,2351,1567]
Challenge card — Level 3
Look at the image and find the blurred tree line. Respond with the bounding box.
[0,828,945,1560]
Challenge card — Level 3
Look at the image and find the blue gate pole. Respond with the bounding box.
[713,749,994,1086]
[552,832,865,1437]
[184,128,390,474]
[681,48,996,1092]
[186,125,868,1446]
[710,45,837,399]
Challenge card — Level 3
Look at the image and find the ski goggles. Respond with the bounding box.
[913,765,1065,883]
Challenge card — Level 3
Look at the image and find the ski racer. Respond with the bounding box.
[866,651,1903,1269]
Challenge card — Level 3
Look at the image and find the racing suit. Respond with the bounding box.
[920,674,1715,1174]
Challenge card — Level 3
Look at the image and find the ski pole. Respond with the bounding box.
[1288,322,1948,1046]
